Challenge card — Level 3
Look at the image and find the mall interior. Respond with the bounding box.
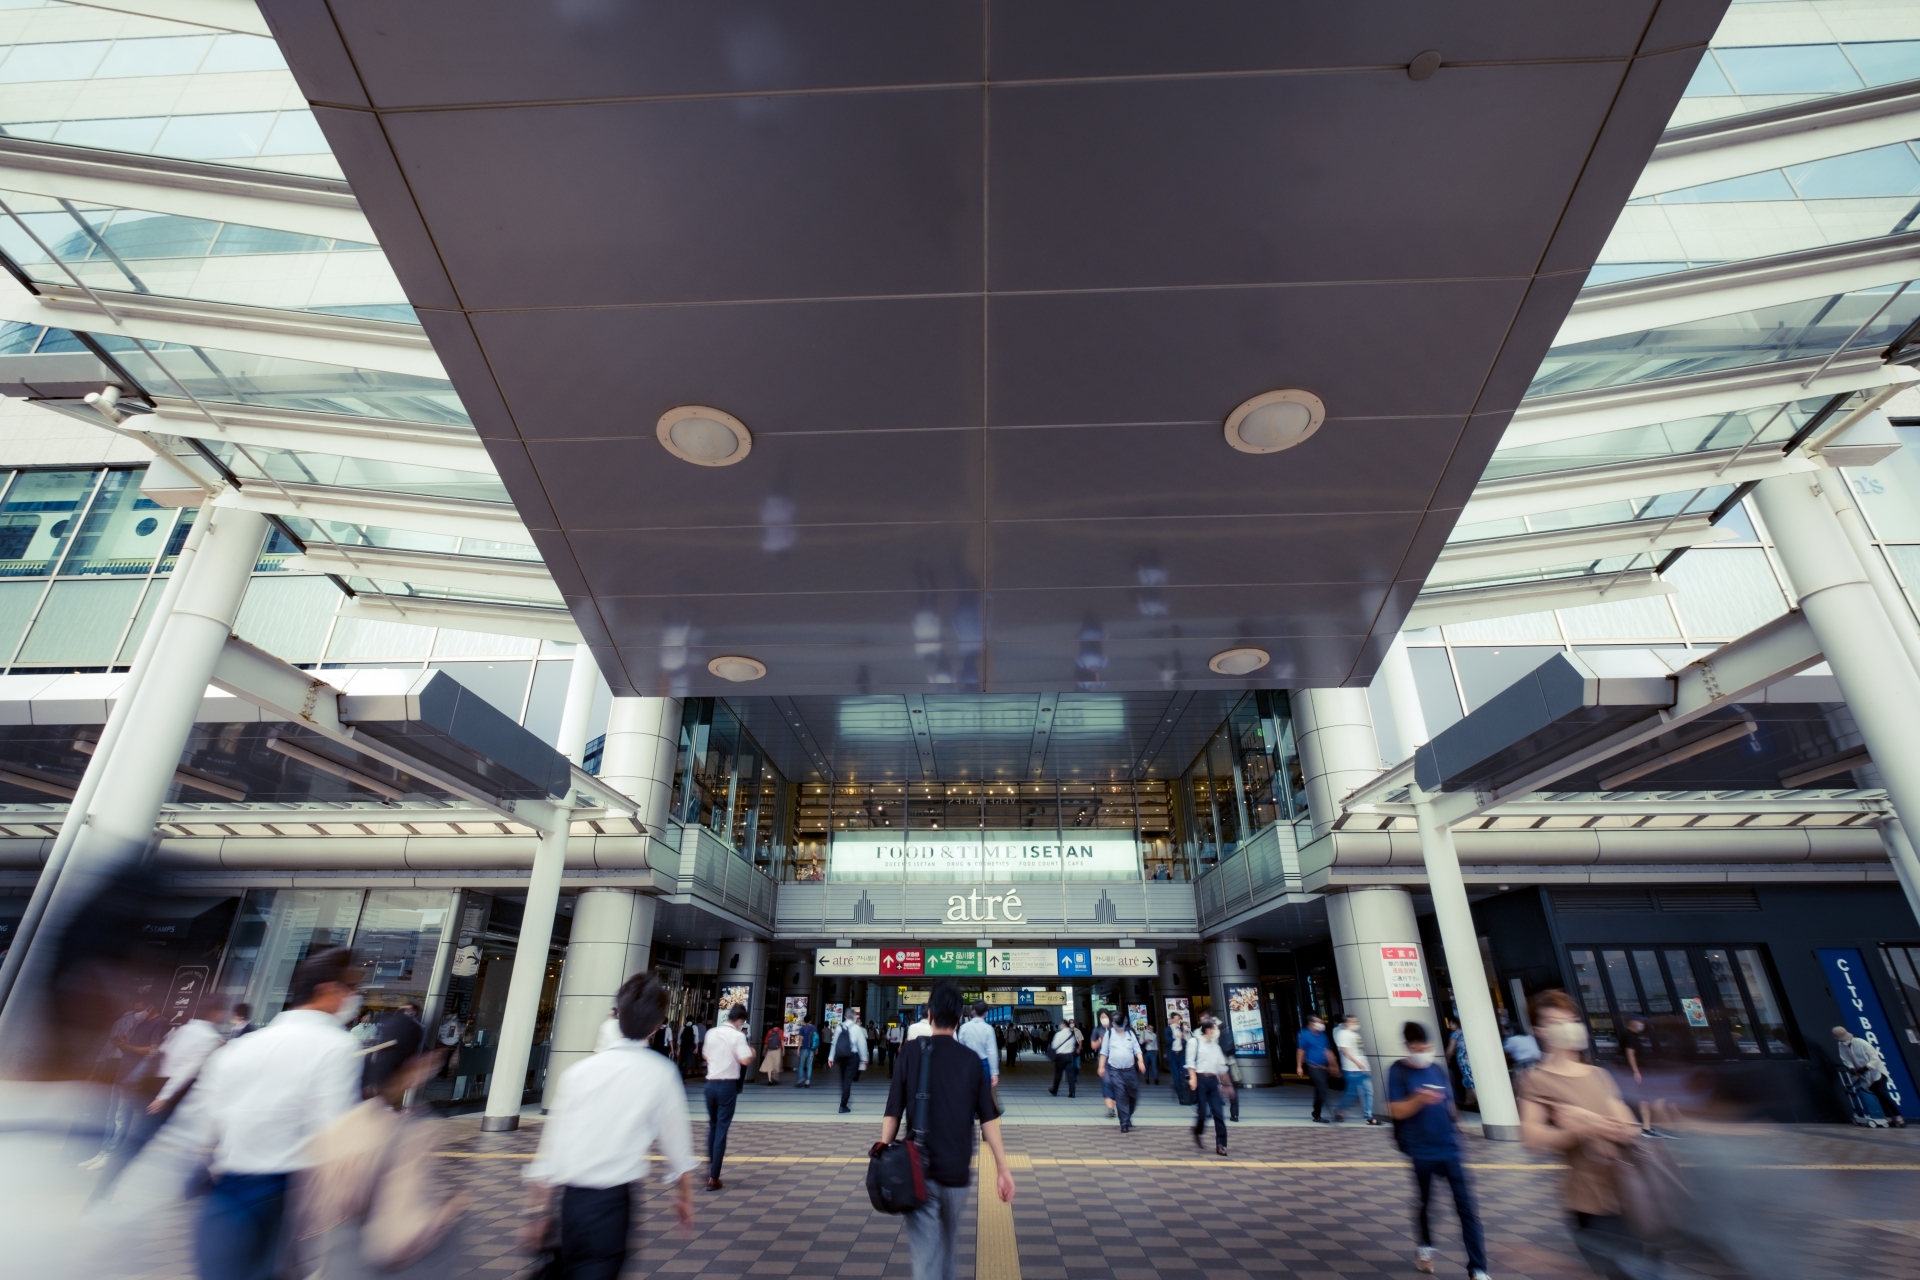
[3,2,1920,1277]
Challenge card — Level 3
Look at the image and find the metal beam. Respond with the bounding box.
[1639,85,1920,199]
[1502,351,1910,451]
[1555,233,1920,347]
[1463,446,1794,526]
[145,398,492,474]
[0,135,370,243]
[1431,514,1734,586]
[902,694,939,781]
[1026,692,1057,779]
[288,545,560,604]
[336,594,583,644]
[1404,571,1674,631]
[211,480,531,545]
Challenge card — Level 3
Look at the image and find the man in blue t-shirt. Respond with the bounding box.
[1387,1022,1489,1280]
[1296,1014,1337,1122]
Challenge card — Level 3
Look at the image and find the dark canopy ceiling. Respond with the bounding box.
[264,0,1721,698]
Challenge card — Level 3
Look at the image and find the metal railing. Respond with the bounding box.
[1193,819,1307,931]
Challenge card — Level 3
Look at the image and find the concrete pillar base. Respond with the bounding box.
[480,1115,519,1132]
[1204,936,1274,1086]
[1482,1123,1521,1142]
[1328,886,1438,1099]
[544,887,656,1108]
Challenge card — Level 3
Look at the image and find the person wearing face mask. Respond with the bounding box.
[1187,1016,1232,1155]
[185,948,365,1280]
[1517,990,1651,1280]
[1387,1022,1488,1280]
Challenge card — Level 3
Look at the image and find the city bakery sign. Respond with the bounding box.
[826,829,1139,882]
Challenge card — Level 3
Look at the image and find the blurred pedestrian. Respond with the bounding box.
[1334,1014,1376,1125]
[1188,1016,1231,1155]
[760,1022,785,1086]
[957,1003,999,1093]
[700,1005,753,1188]
[1504,1027,1541,1075]
[347,1010,379,1049]
[1090,1010,1116,1120]
[229,1004,259,1038]
[1447,1018,1476,1111]
[524,973,695,1280]
[93,998,228,1200]
[1297,1014,1337,1123]
[795,1019,817,1089]
[1518,990,1652,1280]
[1165,1015,1191,1104]
[1140,1020,1159,1085]
[361,1002,424,1100]
[877,981,1014,1280]
[679,1019,697,1076]
[1098,1012,1145,1133]
[832,1011,870,1114]
[1218,1015,1241,1121]
[190,948,363,1280]
[1835,1025,1907,1127]
[1388,1022,1488,1280]
[1048,1017,1082,1097]
[906,1008,933,1043]
[592,1005,624,1053]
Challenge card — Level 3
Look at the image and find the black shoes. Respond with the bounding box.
[1049,1088,1057,1096]
[1216,1145,1228,1156]
[1192,1128,1203,1149]
[707,1177,723,1191]
[838,1105,851,1113]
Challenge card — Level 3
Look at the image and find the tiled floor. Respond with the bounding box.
[32,1073,1920,1280]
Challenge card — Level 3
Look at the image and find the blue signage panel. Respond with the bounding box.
[1056,947,1091,977]
[1817,948,1915,1118]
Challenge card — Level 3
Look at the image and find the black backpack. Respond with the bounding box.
[867,1039,932,1215]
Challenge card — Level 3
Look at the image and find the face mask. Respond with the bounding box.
[1541,1021,1589,1052]
[1406,1051,1434,1068]
[335,993,364,1027]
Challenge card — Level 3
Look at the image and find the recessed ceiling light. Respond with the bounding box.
[1208,647,1270,676]
[657,405,751,466]
[707,654,767,682]
[1224,389,1325,454]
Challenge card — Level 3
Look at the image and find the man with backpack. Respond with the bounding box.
[1048,1016,1084,1097]
[876,982,1014,1280]
[833,1011,870,1113]
[1387,1022,1490,1280]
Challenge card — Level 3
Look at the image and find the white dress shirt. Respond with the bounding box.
[702,1022,754,1079]
[906,1019,933,1041]
[527,1042,698,1189]
[830,1021,869,1066]
[593,1015,627,1053]
[956,1018,997,1075]
[1187,1037,1230,1076]
[1334,1025,1367,1072]
[1100,1026,1142,1070]
[187,1008,360,1175]
[153,1018,226,1104]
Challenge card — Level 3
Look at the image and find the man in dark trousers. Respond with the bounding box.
[1218,1016,1241,1121]
[1296,1014,1337,1123]
[832,1011,869,1113]
[877,981,1015,1279]
[1048,1016,1083,1097]
[361,1001,426,1098]
[1388,1022,1488,1280]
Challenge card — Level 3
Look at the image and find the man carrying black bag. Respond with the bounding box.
[874,981,1015,1280]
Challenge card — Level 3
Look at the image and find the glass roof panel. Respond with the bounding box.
[191,437,509,505]
[1481,395,1840,484]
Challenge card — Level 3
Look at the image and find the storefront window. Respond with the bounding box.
[214,888,363,1023]
[1568,949,1619,1054]
[671,697,790,870]
[1177,691,1301,870]
[1567,944,1797,1061]
[354,889,452,1014]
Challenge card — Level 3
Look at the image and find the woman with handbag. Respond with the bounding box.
[1518,990,1663,1280]
[760,1024,785,1086]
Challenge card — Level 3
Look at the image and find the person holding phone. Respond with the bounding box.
[1387,1022,1490,1280]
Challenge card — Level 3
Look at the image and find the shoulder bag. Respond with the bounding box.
[866,1039,932,1215]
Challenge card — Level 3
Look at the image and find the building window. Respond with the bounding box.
[1566,944,1798,1061]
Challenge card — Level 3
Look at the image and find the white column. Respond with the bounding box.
[1293,688,1386,840]
[1376,634,1430,765]
[540,887,656,1107]
[0,505,209,1015]
[1327,886,1438,1100]
[1204,936,1273,1086]
[539,694,681,1105]
[0,503,265,1061]
[1414,795,1520,1140]
[1755,471,1920,849]
[1816,460,1920,678]
[1878,819,1920,930]
[482,647,603,1130]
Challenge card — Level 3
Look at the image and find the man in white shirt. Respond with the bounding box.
[593,1005,625,1053]
[831,1011,870,1113]
[1333,1014,1376,1124]
[1098,1014,1145,1133]
[188,949,362,1280]
[906,1008,933,1042]
[92,998,230,1201]
[956,1003,999,1091]
[527,973,697,1277]
[1049,1016,1084,1097]
[700,1004,755,1189]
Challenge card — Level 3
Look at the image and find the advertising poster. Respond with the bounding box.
[879,947,924,977]
[1681,997,1708,1027]
[1224,982,1266,1057]
[718,983,753,1022]
[783,996,808,1046]
[1128,1003,1149,1033]
[1164,996,1190,1030]
[925,947,985,976]
[1379,945,1428,1006]
[824,1003,845,1035]
[1819,948,1917,1115]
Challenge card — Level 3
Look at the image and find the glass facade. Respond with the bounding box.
[1567,943,1797,1060]
[1175,691,1302,873]
[212,887,452,1024]
[672,697,789,876]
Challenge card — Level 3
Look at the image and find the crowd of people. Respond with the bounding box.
[71,963,1911,1280]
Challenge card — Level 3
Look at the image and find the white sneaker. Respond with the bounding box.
[1416,1247,1436,1273]
[1470,1270,1492,1280]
